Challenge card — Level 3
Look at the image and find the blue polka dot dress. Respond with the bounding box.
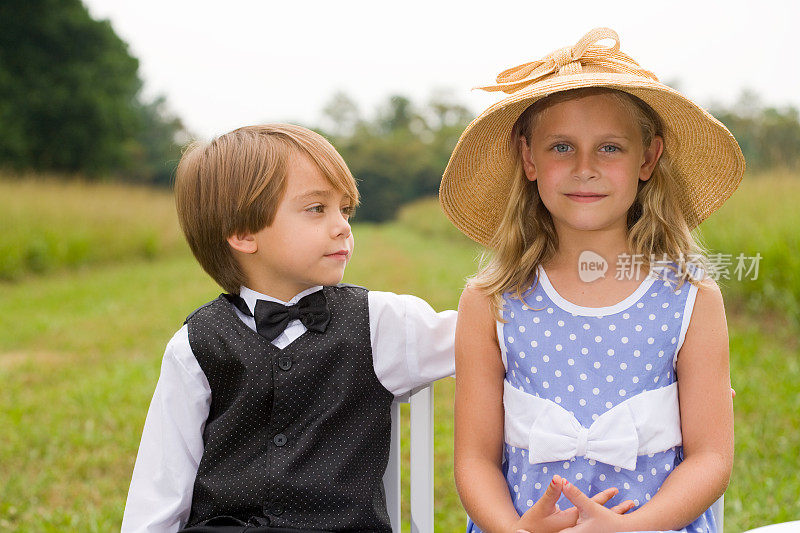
[466,266,718,533]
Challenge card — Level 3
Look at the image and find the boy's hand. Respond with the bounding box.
[513,475,632,533]
[556,478,636,533]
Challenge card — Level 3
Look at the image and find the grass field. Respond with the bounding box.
[1,176,799,531]
[0,177,184,281]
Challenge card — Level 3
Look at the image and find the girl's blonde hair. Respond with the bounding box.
[470,87,710,318]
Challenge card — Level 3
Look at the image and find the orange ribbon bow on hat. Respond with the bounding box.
[478,28,659,94]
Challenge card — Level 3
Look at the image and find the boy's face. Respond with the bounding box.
[234,152,355,300]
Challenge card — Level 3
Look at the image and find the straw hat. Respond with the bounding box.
[439,28,745,247]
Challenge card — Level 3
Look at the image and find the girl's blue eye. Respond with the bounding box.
[601,145,619,153]
[554,143,571,153]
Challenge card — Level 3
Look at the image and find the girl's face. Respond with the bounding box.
[519,93,663,236]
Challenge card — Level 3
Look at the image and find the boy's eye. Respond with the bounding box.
[341,205,355,218]
[601,145,620,153]
[307,204,324,213]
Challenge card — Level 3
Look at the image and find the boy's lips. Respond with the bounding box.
[325,250,350,260]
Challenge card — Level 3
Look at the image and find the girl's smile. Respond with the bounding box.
[519,93,662,236]
[565,192,608,203]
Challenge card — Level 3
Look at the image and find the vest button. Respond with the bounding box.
[273,433,287,446]
[271,503,284,515]
[278,356,292,370]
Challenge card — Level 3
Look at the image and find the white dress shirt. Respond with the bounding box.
[121,285,456,533]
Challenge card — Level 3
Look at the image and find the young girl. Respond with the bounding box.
[440,29,743,533]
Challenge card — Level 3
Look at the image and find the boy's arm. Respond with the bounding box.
[368,290,457,396]
[121,326,210,533]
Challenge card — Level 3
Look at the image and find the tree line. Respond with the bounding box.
[0,0,185,185]
[1,1,799,221]
[314,92,474,222]
[709,90,800,172]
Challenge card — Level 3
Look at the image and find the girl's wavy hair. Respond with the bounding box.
[470,87,710,319]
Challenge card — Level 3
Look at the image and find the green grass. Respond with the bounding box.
[0,177,185,280]
[0,255,216,532]
[1,176,799,531]
[723,315,800,530]
[697,171,800,325]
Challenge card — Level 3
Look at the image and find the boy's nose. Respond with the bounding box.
[332,212,352,238]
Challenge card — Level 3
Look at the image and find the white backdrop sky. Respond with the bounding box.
[83,0,800,140]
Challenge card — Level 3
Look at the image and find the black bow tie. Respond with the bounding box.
[226,290,330,342]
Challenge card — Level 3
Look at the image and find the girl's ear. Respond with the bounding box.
[519,136,537,181]
[639,135,664,182]
[227,233,258,254]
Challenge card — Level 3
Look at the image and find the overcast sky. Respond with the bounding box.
[83,0,800,140]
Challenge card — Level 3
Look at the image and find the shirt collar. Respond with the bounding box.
[238,285,323,314]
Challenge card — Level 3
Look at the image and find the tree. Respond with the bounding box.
[321,92,361,138]
[710,89,800,172]
[128,96,188,185]
[0,0,186,181]
[318,92,473,222]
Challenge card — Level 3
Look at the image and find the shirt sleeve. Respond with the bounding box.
[121,325,210,533]
[368,291,457,396]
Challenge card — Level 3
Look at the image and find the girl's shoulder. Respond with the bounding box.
[649,263,723,313]
[460,284,493,312]
[459,284,501,328]
[688,274,723,314]
[456,285,504,365]
[652,260,709,289]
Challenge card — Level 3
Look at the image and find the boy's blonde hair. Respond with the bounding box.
[174,124,359,294]
[470,88,709,318]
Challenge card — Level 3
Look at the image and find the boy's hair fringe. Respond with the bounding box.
[469,88,710,320]
[174,124,359,294]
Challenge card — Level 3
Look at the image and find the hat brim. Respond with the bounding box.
[439,73,745,247]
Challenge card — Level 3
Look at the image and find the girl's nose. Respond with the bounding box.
[573,151,598,181]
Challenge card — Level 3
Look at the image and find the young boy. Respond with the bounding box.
[121,124,456,532]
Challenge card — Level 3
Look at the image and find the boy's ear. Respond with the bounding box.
[226,233,258,254]
[519,136,537,182]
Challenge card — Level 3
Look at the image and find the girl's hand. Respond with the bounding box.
[513,476,632,533]
[557,478,636,533]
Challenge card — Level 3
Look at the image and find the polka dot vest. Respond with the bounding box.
[185,285,394,531]
[466,266,718,533]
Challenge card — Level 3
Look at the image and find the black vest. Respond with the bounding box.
[185,285,395,531]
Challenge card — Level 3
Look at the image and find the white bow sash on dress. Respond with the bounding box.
[503,380,682,471]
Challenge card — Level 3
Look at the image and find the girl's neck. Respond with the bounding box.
[545,223,632,275]
[540,223,653,309]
